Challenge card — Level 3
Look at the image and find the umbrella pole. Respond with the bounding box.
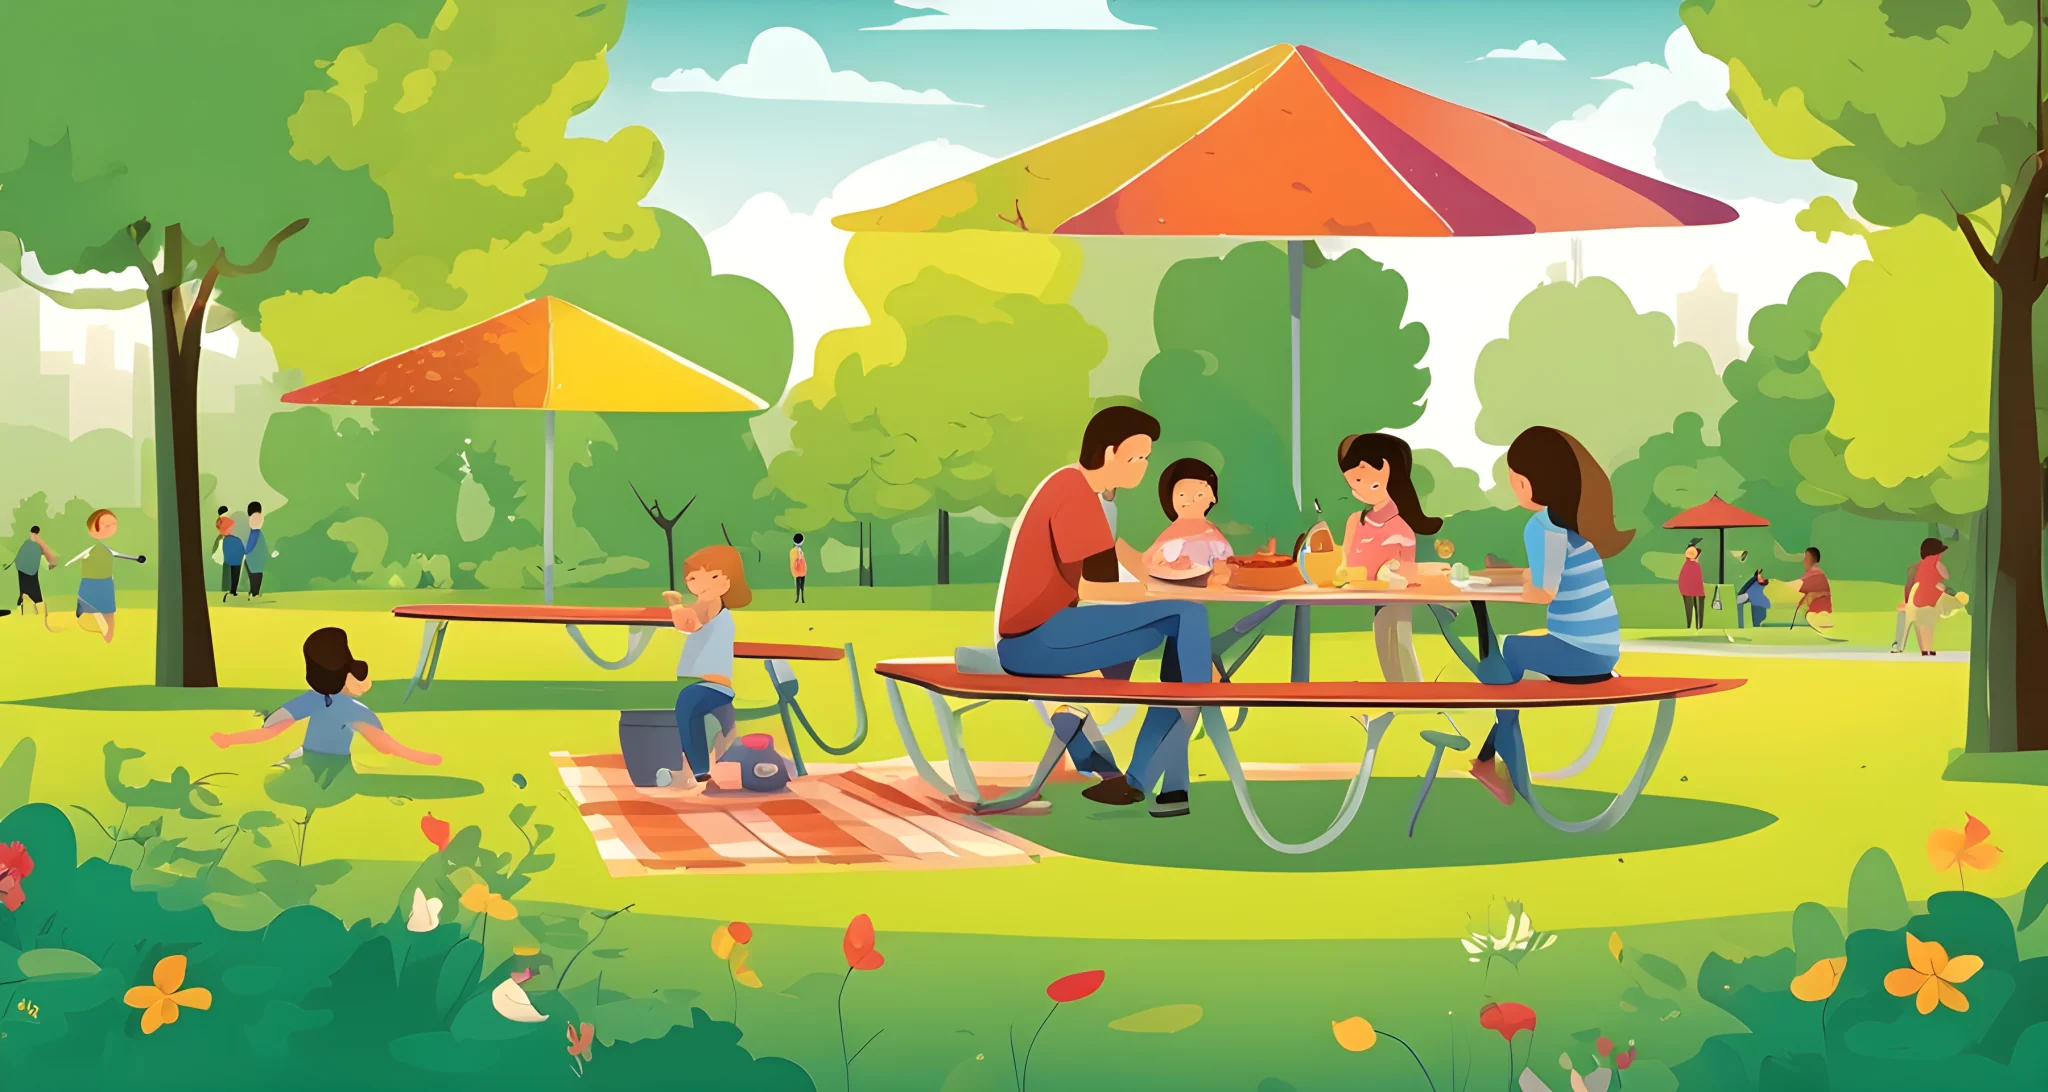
[544,409,555,605]
[1289,239,1304,508]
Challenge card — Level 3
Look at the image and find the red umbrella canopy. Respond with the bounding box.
[1664,495,1770,530]
[834,43,1738,238]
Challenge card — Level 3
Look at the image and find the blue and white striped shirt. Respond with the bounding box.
[1524,508,1620,662]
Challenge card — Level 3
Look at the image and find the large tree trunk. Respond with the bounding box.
[1960,171,2048,752]
[936,507,950,585]
[149,283,218,688]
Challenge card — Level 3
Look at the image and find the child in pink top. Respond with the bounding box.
[1677,541,1705,629]
[1336,433,1441,682]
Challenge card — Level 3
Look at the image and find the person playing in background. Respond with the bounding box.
[1464,427,1630,808]
[789,532,807,604]
[1336,432,1441,682]
[1677,540,1706,630]
[1906,537,1951,657]
[1143,457,1234,586]
[1735,568,1771,629]
[242,501,267,599]
[1793,546,1833,631]
[14,524,57,630]
[212,627,441,775]
[64,509,144,644]
[215,505,245,601]
[657,544,752,790]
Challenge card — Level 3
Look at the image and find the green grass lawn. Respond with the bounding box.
[2,591,2041,1089]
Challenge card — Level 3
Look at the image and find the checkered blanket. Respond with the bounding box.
[552,752,1062,874]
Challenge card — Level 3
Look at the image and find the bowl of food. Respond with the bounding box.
[1227,539,1305,592]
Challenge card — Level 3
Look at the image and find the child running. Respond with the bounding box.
[1468,426,1632,807]
[657,545,751,789]
[64,509,144,644]
[211,627,442,769]
[1337,433,1442,682]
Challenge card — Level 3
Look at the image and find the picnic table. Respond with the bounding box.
[390,603,867,776]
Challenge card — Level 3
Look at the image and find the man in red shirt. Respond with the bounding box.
[996,406,1214,818]
[1794,546,1833,631]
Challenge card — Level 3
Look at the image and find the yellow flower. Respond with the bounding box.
[1926,814,2001,884]
[1332,1016,1377,1052]
[1790,957,1847,1002]
[123,955,213,1034]
[512,946,541,957]
[711,924,736,961]
[730,945,763,989]
[1883,933,1981,1014]
[460,882,518,921]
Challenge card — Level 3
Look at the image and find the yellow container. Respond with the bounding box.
[1303,550,1342,588]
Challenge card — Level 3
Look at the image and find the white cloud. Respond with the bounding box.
[1474,40,1566,62]
[864,0,1152,31]
[1544,27,1728,178]
[652,27,977,106]
[705,139,998,401]
[1324,198,1869,479]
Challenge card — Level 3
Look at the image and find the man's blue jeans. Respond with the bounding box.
[997,601,1212,795]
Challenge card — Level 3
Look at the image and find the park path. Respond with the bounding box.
[1621,639,1968,663]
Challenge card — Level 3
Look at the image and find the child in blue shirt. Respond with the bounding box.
[213,627,441,769]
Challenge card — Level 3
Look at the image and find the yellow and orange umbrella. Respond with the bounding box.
[284,297,767,601]
[836,43,1739,501]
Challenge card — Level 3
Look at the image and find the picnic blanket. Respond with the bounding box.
[552,752,1062,874]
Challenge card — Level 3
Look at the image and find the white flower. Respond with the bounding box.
[1461,900,1559,966]
[406,888,443,933]
[491,970,546,1022]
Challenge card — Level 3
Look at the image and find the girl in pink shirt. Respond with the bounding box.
[1337,433,1441,682]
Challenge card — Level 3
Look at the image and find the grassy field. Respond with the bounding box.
[1,591,2039,1089]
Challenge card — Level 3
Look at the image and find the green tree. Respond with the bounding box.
[1474,277,1731,468]
[1685,0,2047,753]
[1135,242,1429,549]
[771,270,1104,584]
[0,0,432,685]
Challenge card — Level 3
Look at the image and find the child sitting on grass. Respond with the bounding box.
[657,545,751,789]
[212,627,442,774]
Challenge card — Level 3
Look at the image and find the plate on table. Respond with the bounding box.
[1144,560,1213,584]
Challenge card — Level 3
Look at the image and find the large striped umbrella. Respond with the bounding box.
[284,297,767,602]
[835,43,1738,502]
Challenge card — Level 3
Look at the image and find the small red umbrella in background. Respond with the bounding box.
[1663,494,1770,589]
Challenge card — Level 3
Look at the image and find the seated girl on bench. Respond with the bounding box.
[657,545,752,789]
[1469,426,1631,807]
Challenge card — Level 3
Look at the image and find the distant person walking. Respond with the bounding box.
[789,533,807,604]
[13,525,58,629]
[214,505,246,601]
[1677,540,1706,629]
[1793,546,1833,631]
[242,502,268,599]
[1903,537,1951,657]
[65,509,144,644]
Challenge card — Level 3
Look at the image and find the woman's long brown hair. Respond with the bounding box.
[1506,427,1634,558]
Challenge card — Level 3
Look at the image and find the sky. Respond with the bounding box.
[33,0,1868,477]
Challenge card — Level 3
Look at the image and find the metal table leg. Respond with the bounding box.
[1473,600,1495,660]
[404,620,449,703]
[1290,604,1313,683]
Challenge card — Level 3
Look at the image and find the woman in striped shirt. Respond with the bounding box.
[1469,426,1634,807]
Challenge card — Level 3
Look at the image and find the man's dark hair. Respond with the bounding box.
[27,525,38,535]
[1805,546,1821,563]
[1077,405,1160,470]
[217,506,228,516]
[1921,536,1947,558]
[247,501,263,515]
[792,533,804,545]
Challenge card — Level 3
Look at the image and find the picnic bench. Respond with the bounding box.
[875,657,1743,854]
[391,603,868,776]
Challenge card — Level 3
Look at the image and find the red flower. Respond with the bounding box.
[1046,970,1104,1003]
[566,1020,594,1061]
[420,813,451,851]
[1616,1046,1637,1070]
[730,921,754,945]
[1596,1036,1615,1058]
[842,914,884,971]
[0,842,32,912]
[1478,1002,1537,1042]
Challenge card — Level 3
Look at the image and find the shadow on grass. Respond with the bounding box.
[7,680,692,713]
[986,780,1775,873]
